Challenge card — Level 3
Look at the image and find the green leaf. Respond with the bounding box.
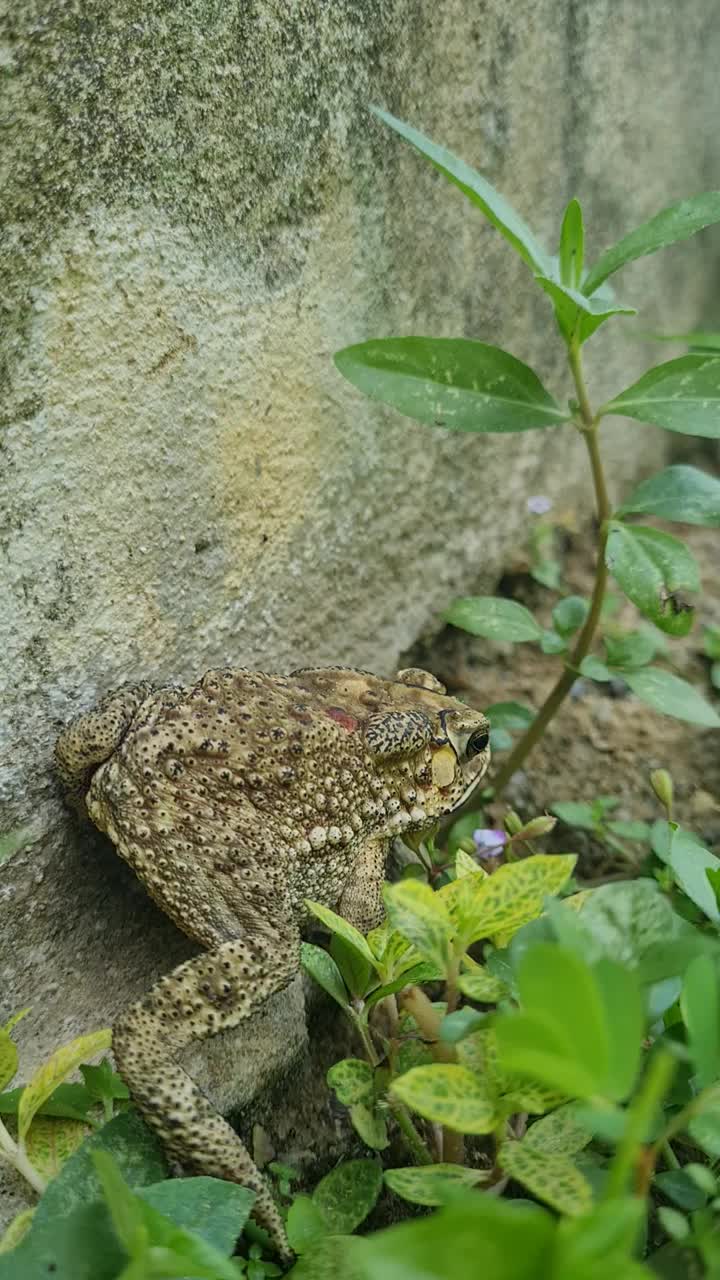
[603,631,656,670]
[0,1032,17,1093]
[383,1164,488,1207]
[326,1059,374,1106]
[496,944,642,1101]
[24,1116,89,1180]
[535,275,635,345]
[300,942,350,1010]
[383,879,454,973]
[439,1008,487,1043]
[688,1095,720,1157]
[498,1141,593,1216]
[621,667,720,727]
[604,353,720,438]
[654,1169,708,1211]
[559,198,584,289]
[583,192,720,296]
[681,953,720,1088]
[0,1209,34,1255]
[523,1103,592,1156]
[574,878,683,970]
[458,967,509,1003]
[579,655,612,682]
[138,1177,254,1252]
[371,107,553,275]
[552,596,590,637]
[0,1082,97,1123]
[19,1029,112,1140]
[445,596,542,642]
[334,338,569,433]
[365,962,443,1008]
[549,802,596,830]
[352,1189,555,1279]
[304,903,378,970]
[552,1199,649,1279]
[605,522,699,635]
[660,824,720,920]
[460,854,576,948]
[286,1195,326,1255]
[312,1159,382,1235]
[704,626,720,660]
[618,465,720,526]
[94,1152,241,1280]
[330,934,373,999]
[80,1060,129,1106]
[349,1101,389,1151]
[539,628,567,654]
[0,1112,167,1280]
[485,702,535,730]
[390,1063,499,1133]
[657,1206,690,1241]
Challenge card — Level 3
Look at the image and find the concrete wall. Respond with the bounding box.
[2,0,720,1221]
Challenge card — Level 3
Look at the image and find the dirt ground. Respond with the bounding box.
[404,506,720,879]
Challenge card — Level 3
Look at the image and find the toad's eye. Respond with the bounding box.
[466,729,490,758]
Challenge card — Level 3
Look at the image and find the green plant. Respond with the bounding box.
[335,108,720,795]
[293,792,720,1278]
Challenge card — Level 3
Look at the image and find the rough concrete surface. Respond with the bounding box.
[2,0,720,1223]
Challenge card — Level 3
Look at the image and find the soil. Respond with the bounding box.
[403,506,720,880]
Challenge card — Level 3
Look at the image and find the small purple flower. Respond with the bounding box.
[527,494,553,515]
[472,828,507,858]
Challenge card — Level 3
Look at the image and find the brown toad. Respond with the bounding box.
[55,665,490,1254]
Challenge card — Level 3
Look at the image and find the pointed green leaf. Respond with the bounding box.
[583,192,720,295]
[304,902,379,970]
[444,596,542,642]
[559,198,584,288]
[604,353,720,437]
[605,522,699,635]
[300,941,351,1010]
[498,1141,592,1216]
[19,1029,112,1140]
[621,667,720,728]
[384,1164,488,1206]
[618,464,720,525]
[350,1101,389,1150]
[390,1063,499,1133]
[334,337,569,433]
[383,879,455,973]
[312,1159,383,1235]
[138,1177,255,1251]
[451,853,576,948]
[286,1194,326,1255]
[535,275,635,345]
[372,106,552,274]
[523,1103,592,1156]
[579,655,612,682]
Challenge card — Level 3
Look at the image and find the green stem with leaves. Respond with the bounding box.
[492,342,611,796]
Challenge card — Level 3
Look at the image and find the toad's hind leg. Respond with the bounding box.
[113,920,300,1259]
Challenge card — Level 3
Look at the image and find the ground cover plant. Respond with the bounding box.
[2,112,720,1278]
[335,108,720,796]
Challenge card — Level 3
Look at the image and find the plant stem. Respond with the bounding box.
[390,1100,435,1165]
[0,1119,47,1196]
[603,1049,676,1201]
[491,343,611,797]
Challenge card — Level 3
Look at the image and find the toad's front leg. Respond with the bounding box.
[113,919,299,1260]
